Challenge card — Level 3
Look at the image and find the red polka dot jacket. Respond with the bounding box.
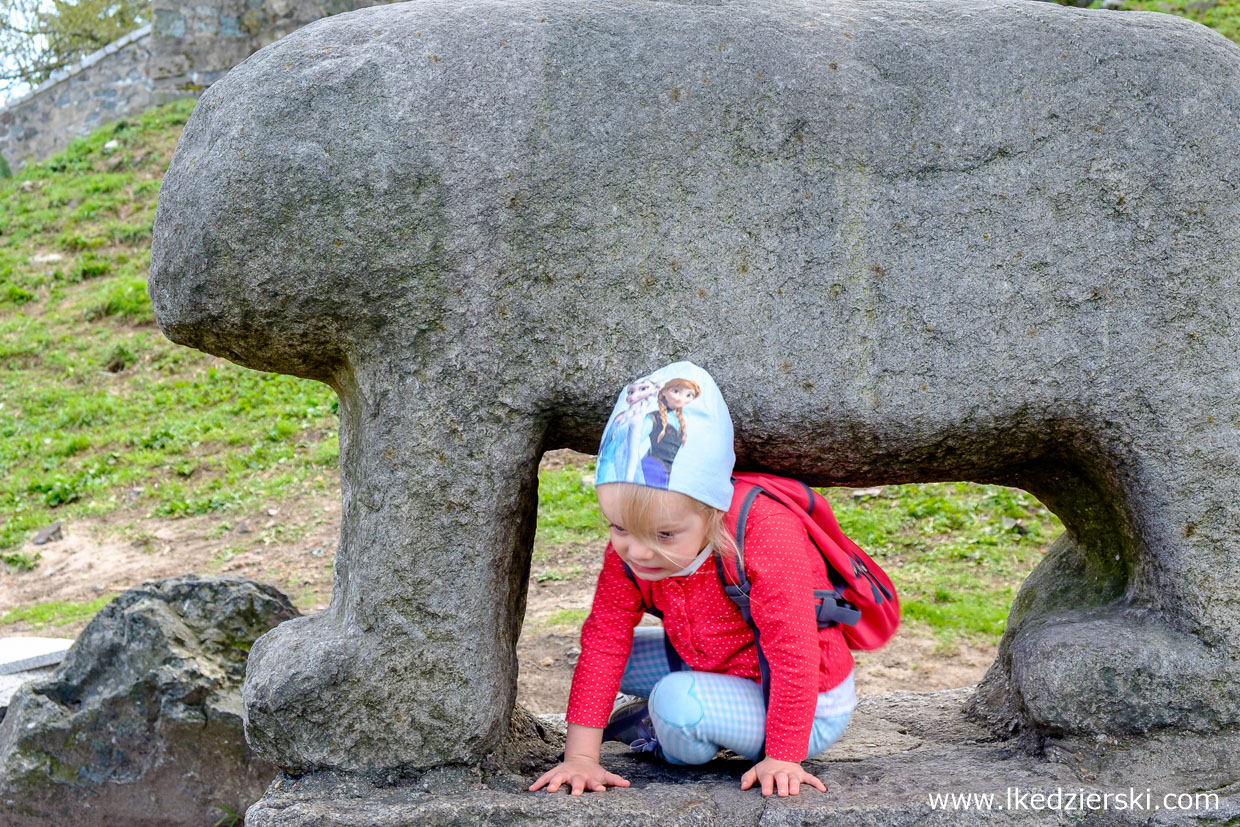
[565,491,856,762]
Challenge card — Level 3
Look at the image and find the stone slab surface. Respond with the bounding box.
[0,667,56,716]
[246,689,1240,826]
[0,637,72,676]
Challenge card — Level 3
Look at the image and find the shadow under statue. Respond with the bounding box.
[149,0,1240,788]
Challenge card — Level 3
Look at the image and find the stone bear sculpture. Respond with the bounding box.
[150,0,1240,773]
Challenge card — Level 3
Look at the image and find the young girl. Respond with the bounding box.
[530,361,857,798]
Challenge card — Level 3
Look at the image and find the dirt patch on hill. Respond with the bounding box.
[1,451,999,714]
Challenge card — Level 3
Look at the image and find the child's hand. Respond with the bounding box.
[528,757,631,796]
[740,756,828,797]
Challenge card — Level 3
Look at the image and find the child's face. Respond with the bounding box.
[596,486,710,580]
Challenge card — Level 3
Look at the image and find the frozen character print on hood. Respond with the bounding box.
[595,376,662,484]
[594,362,735,508]
[638,378,701,488]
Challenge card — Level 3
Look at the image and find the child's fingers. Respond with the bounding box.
[776,772,790,797]
[803,772,827,793]
[740,768,756,790]
[761,773,774,796]
[603,771,631,788]
[570,776,587,796]
[789,777,801,796]
[528,770,554,792]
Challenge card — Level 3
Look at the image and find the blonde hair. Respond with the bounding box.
[602,482,737,567]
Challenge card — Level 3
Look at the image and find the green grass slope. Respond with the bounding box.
[0,100,340,567]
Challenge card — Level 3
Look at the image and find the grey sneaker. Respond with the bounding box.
[602,699,661,755]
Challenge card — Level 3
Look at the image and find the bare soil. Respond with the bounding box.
[1,451,998,714]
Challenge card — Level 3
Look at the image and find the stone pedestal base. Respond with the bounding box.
[246,688,1240,826]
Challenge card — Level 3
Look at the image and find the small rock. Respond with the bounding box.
[851,486,885,501]
[1102,0,1124,8]
[153,528,176,541]
[234,523,253,535]
[267,508,279,517]
[32,253,62,264]
[102,139,120,153]
[32,523,62,546]
[310,548,325,557]
[580,474,595,486]
[1001,517,1029,535]
[539,657,555,667]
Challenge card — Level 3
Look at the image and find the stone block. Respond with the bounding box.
[148,0,1240,778]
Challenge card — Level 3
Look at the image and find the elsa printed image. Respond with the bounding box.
[636,378,701,489]
[596,376,662,484]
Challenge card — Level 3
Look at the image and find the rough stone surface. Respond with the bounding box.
[0,576,296,826]
[149,0,1240,777]
[245,689,1240,825]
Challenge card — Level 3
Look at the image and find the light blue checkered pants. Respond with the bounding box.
[618,626,854,765]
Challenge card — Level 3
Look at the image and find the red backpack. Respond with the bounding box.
[723,472,900,652]
[618,472,900,710]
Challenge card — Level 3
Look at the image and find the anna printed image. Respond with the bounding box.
[638,378,701,488]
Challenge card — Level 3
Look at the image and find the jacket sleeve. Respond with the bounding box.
[565,545,645,728]
[743,499,825,762]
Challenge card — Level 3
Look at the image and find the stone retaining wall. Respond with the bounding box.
[0,0,398,170]
[0,26,154,171]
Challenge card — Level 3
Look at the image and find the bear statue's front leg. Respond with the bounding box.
[242,368,544,772]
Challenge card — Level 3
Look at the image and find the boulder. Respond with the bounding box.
[149,0,1240,775]
[0,576,296,826]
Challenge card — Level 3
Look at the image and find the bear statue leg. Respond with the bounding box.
[971,451,1240,737]
[242,371,544,773]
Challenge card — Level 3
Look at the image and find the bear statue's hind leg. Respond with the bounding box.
[970,450,1240,738]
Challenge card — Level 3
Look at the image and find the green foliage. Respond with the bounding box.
[0,100,343,561]
[0,0,148,96]
[1,549,40,571]
[211,802,242,827]
[84,275,153,323]
[0,595,114,628]
[534,565,584,582]
[823,482,1062,644]
[1081,1,1240,44]
[542,608,590,629]
[534,463,609,552]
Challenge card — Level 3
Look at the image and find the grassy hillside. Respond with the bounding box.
[1093,0,1240,43]
[0,100,340,567]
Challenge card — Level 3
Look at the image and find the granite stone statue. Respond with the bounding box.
[149,0,1240,775]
